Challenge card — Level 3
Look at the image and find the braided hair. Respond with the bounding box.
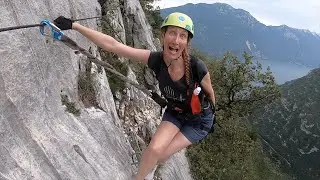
[182,42,191,87]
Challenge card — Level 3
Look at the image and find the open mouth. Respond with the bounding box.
[169,46,179,53]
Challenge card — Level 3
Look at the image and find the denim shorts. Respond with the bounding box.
[162,107,214,144]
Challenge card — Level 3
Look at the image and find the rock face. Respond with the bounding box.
[123,0,157,51]
[0,1,132,179]
[0,0,193,179]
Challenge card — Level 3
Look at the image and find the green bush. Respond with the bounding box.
[187,117,291,180]
[78,72,99,107]
[100,51,128,94]
[61,94,81,116]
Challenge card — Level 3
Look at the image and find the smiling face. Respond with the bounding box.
[162,26,190,61]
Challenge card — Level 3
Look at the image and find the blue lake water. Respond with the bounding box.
[258,60,315,85]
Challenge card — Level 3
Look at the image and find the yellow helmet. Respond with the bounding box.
[161,12,194,38]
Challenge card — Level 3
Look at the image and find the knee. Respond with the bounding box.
[147,143,165,157]
[158,156,168,165]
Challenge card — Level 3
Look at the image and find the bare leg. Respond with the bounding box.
[158,132,192,164]
[135,121,180,180]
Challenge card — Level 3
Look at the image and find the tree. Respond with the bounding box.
[139,0,163,38]
[187,51,289,180]
[208,51,280,118]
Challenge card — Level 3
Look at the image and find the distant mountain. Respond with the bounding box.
[161,3,320,83]
[249,68,320,180]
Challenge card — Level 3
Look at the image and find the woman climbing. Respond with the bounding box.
[54,12,216,180]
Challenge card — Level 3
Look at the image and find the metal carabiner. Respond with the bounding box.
[40,20,64,40]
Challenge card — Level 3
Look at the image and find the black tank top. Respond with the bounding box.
[148,52,209,110]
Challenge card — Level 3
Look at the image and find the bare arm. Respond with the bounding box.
[200,73,216,107]
[72,23,150,64]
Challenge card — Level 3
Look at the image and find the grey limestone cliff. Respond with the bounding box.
[0,0,193,179]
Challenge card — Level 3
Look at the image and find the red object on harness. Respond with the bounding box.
[190,84,201,115]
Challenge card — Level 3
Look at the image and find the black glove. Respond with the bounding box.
[209,101,216,114]
[54,16,73,30]
[151,92,168,108]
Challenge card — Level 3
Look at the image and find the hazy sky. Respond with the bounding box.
[154,0,320,33]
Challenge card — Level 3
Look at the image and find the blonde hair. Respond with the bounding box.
[161,27,192,87]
